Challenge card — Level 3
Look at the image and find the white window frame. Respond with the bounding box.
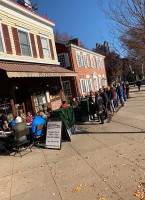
[40,34,51,59]
[98,75,102,88]
[101,78,106,87]
[83,53,89,68]
[62,81,72,97]
[100,59,104,69]
[90,55,95,68]
[80,79,87,94]
[0,22,6,53]
[96,57,101,69]
[86,78,93,92]
[17,27,33,57]
[58,53,70,68]
[93,76,99,91]
[76,51,82,67]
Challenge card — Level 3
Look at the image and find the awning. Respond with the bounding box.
[0,61,77,78]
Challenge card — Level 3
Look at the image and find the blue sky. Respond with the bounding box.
[15,0,122,54]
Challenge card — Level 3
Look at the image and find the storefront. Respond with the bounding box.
[0,61,77,120]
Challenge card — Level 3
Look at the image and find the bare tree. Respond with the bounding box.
[98,0,145,64]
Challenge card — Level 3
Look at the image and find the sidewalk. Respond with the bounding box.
[1,86,145,200]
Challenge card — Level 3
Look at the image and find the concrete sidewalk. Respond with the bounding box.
[1,86,145,200]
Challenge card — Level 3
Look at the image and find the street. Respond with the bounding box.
[1,86,145,200]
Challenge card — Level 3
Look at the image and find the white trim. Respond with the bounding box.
[40,35,51,59]
[0,22,6,53]
[86,74,90,79]
[0,55,60,65]
[69,44,105,58]
[1,0,55,27]
[80,79,87,94]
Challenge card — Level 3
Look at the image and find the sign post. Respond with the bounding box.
[46,121,62,150]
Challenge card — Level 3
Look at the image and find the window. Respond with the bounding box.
[62,81,72,97]
[90,56,95,68]
[18,30,32,56]
[93,77,99,91]
[99,76,102,88]
[96,57,101,69]
[0,28,4,52]
[80,54,84,66]
[101,78,106,87]
[76,52,82,67]
[41,36,51,59]
[100,60,104,69]
[80,79,87,94]
[86,78,93,92]
[83,54,89,68]
[58,53,70,68]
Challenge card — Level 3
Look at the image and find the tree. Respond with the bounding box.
[98,0,145,64]
[105,51,123,83]
[54,30,87,49]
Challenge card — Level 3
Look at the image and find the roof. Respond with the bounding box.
[0,61,77,78]
[7,0,55,25]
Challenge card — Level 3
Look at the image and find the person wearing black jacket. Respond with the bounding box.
[99,88,109,120]
[110,84,115,113]
[89,91,96,120]
[95,92,104,124]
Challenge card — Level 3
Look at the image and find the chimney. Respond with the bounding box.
[69,38,80,46]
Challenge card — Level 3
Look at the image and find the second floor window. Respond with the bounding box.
[0,29,4,52]
[18,30,32,56]
[58,53,70,68]
[40,37,51,59]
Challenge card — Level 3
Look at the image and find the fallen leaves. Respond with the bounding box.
[76,187,81,191]
[135,182,145,199]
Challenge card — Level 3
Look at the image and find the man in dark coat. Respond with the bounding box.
[89,91,96,120]
[117,83,124,106]
[99,88,109,120]
[95,92,104,124]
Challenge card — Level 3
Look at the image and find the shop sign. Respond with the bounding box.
[46,121,62,150]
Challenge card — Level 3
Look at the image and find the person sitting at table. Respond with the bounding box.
[31,114,45,136]
[18,110,26,123]
[0,113,10,131]
[26,112,33,123]
[12,117,27,143]
[60,101,69,108]
[37,110,48,121]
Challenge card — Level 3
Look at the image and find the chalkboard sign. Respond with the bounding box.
[46,121,62,150]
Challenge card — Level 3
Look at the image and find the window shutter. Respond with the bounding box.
[37,35,44,58]
[12,27,21,55]
[49,39,55,60]
[2,24,12,54]
[30,33,37,58]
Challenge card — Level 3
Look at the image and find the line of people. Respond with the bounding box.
[89,82,130,124]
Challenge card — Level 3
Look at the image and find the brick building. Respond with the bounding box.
[0,0,76,118]
[55,39,108,98]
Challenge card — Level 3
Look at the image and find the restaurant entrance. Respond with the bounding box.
[13,86,32,115]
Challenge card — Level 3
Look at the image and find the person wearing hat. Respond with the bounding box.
[12,117,27,142]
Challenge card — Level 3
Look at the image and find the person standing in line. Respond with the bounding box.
[99,88,110,122]
[89,91,96,121]
[117,83,125,107]
[110,84,115,113]
[125,82,130,99]
[95,92,104,124]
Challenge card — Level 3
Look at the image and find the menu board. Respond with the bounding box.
[46,121,62,150]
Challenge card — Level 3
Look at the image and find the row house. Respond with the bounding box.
[0,0,76,118]
[55,39,107,98]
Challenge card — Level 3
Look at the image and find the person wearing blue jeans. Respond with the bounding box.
[117,83,124,107]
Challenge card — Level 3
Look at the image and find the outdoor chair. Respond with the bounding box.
[13,128,32,157]
[33,123,46,148]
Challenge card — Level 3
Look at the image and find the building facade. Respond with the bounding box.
[56,39,107,98]
[0,0,76,118]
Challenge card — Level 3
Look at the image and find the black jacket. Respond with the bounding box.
[95,95,104,112]
[100,92,108,107]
